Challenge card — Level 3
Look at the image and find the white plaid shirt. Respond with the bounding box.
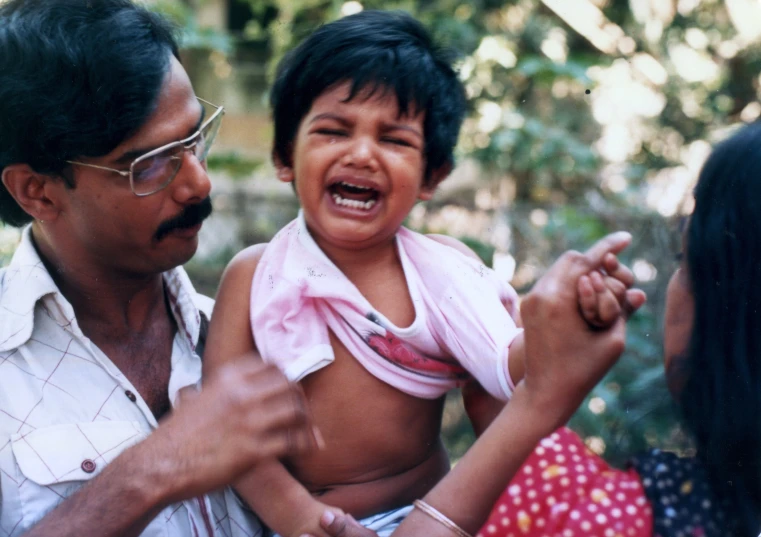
[0,227,263,537]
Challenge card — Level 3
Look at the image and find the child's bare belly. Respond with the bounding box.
[284,333,450,518]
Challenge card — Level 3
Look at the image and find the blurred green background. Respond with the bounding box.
[5,0,760,465]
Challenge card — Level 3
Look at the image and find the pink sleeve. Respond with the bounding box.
[250,255,334,381]
[477,427,653,537]
[433,269,523,401]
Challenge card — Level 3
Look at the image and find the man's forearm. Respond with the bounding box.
[23,441,169,537]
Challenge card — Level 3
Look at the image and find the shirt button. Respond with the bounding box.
[125,390,137,403]
[81,459,96,473]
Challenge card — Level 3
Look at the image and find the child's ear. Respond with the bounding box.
[418,162,452,201]
[272,151,295,184]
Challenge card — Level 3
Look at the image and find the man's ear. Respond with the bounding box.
[272,151,295,184]
[418,162,453,201]
[1,164,64,222]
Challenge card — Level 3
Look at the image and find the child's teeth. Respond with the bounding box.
[332,193,377,210]
[340,181,371,191]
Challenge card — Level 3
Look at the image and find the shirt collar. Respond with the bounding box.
[0,226,211,353]
[0,226,60,352]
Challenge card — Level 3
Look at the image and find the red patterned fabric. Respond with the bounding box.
[477,427,653,537]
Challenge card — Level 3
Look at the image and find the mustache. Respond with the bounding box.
[154,196,213,241]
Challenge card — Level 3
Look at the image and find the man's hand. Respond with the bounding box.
[22,358,318,537]
[519,232,646,429]
[144,358,319,505]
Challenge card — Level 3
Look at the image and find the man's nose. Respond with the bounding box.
[171,150,212,203]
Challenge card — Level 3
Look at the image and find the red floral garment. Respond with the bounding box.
[477,427,653,537]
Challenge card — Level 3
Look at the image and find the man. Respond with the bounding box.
[0,1,318,536]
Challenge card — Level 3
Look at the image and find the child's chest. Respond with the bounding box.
[349,263,416,328]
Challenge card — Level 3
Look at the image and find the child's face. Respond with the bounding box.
[277,81,439,251]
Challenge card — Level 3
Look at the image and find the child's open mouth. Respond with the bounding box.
[328,181,380,211]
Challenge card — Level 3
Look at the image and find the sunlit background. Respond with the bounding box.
[3,0,761,463]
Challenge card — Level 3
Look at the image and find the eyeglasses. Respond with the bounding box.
[66,97,224,197]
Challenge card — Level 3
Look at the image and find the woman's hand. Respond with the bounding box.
[520,232,646,429]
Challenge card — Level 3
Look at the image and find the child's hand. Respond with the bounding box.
[578,252,635,329]
[288,501,345,537]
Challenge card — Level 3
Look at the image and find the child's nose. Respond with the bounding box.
[342,137,377,170]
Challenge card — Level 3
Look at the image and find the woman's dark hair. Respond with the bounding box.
[0,0,179,226]
[680,121,761,534]
[269,10,466,185]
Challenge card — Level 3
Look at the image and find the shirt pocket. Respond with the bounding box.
[10,421,148,529]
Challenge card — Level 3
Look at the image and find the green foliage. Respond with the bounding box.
[457,236,495,267]
[148,0,233,53]
[545,206,609,249]
[206,151,265,179]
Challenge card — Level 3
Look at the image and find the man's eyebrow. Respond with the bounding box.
[112,107,206,166]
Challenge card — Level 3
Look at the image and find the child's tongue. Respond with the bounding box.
[331,183,376,202]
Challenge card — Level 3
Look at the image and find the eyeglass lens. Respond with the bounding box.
[131,107,223,196]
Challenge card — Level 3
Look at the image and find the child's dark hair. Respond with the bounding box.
[0,0,179,226]
[680,121,761,534]
[270,10,467,184]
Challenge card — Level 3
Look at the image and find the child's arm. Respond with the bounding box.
[426,234,514,435]
[202,246,338,537]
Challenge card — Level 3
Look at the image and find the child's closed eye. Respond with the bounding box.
[315,128,348,137]
[381,136,414,147]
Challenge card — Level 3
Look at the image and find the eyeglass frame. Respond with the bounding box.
[65,97,225,197]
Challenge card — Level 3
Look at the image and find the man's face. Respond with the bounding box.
[57,56,213,276]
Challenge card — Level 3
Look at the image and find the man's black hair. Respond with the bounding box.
[0,0,179,226]
[269,10,467,185]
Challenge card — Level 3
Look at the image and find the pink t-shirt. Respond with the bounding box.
[250,212,522,400]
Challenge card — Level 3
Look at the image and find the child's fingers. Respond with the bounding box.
[590,270,606,293]
[596,288,622,325]
[603,276,627,304]
[578,275,599,322]
[623,289,647,318]
[603,253,635,288]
